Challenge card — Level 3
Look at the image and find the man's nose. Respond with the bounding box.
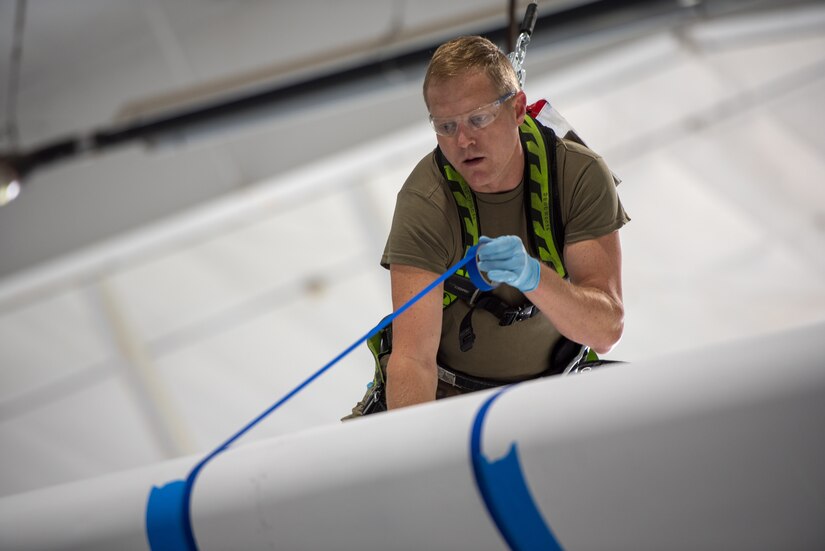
[455,122,476,147]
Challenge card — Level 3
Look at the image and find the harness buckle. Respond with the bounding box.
[468,287,482,306]
[498,304,536,326]
[437,365,457,387]
[459,323,476,352]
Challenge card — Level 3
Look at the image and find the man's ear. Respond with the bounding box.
[513,90,527,124]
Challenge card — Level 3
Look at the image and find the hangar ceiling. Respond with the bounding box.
[1,0,824,497]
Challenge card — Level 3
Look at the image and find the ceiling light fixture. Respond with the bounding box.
[0,158,22,206]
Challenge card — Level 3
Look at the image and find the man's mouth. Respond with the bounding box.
[463,156,485,167]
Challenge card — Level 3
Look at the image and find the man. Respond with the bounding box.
[348,35,628,415]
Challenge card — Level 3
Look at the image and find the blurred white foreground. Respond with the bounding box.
[1,320,823,550]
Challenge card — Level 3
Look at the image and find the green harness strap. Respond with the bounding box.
[441,163,479,307]
[520,115,567,279]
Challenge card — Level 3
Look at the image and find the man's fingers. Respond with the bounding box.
[477,258,514,271]
[485,269,517,283]
[477,238,519,260]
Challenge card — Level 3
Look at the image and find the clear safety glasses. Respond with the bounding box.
[429,91,516,137]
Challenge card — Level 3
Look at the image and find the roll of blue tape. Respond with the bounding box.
[467,250,497,292]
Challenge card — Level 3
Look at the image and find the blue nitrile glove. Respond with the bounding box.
[476,235,541,292]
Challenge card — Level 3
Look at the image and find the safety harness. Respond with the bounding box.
[362,114,597,405]
[440,113,566,353]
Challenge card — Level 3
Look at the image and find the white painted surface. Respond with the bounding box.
[1,321,822,550]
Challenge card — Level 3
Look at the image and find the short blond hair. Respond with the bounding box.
[423,36,520,108]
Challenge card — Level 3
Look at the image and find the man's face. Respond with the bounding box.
[426,70,526,194]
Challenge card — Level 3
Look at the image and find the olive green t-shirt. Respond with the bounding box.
[381,137,629,381]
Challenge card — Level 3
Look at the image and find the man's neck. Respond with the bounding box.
[494,142,525,193]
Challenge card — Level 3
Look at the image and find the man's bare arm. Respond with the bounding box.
[525,231,624,354]
[385,264,444,409]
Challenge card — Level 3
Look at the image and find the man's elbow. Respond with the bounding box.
[591,309,624,355]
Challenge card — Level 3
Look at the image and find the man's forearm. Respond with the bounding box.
[386,355,438,409]
[527,264,624,354]
[475,233,624,353]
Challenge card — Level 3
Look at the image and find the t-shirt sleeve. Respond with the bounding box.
[381,157,457,274]
[562,150,630,244]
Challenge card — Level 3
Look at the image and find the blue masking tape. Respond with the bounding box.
[146,480,197,551]
[467,248,497,291]
[470,388,562,551]
[146,245,486,550]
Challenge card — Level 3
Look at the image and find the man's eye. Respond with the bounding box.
[437,121,457,135]
[469,113,493,129]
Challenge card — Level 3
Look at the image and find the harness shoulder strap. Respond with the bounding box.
[519,116,567,278]
[434,148,480,307]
